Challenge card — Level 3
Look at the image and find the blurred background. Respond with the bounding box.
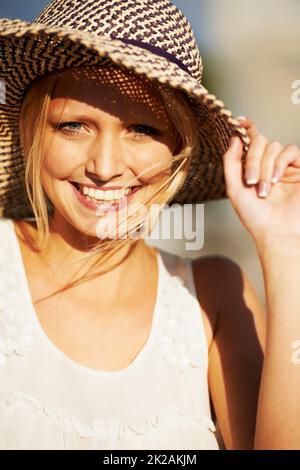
[1,0,300,307]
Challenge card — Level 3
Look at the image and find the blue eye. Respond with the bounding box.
[132,124,159,139]
[55,122,160,139]
[57,122,83,136]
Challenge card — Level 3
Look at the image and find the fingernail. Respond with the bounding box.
[245,168,258,184]
[237,116,247,121]
[258,181,270,197]
[271,168,280,183]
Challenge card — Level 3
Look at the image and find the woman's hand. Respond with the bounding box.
[222,117,300,245]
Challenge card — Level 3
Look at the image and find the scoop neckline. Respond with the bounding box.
[9,218,165,378]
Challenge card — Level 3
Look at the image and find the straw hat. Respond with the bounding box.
[0,0,250,219]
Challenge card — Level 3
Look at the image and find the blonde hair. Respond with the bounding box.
[19,64,200,299]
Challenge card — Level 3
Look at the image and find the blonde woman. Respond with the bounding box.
[0,0,299,450]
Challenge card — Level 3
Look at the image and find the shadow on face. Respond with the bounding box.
[50,64,177,142]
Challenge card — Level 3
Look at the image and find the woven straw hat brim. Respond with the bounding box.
[0,18,250,219]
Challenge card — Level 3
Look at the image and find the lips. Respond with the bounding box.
[69,180,141,212]
[70,182,138,191]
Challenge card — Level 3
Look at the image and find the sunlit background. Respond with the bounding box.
[1,0,300,307]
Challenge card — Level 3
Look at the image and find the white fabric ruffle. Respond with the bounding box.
[0,391,218,450]
[0,252,34,365]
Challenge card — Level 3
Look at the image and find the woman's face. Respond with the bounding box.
[41,66,177,240]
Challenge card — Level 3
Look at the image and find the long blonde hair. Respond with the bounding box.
[19,64,200,299]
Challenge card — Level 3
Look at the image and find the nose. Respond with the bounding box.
[85,130,127,182]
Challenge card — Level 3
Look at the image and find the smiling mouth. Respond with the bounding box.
[70,181,142,207]
[72,181,137,195]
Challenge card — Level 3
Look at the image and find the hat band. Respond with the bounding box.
[110,36,191,76]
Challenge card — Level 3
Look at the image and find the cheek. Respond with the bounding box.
[42,134,82,180]
[134,143,173,182]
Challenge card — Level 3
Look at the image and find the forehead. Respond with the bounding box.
[50,65,169,122]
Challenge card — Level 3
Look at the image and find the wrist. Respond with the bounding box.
[255,235,300,254]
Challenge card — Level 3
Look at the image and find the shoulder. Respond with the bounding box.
[191,254,247,301]
[191,255,239,332]
[191,255,266,449]
[190,255,265,348]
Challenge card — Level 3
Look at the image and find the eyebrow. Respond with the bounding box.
[54,113,100,123]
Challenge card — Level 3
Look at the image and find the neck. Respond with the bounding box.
[49,211,147,279]
[16,212,154,303]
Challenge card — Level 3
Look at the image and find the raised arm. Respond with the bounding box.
[222,119,300,449]
[254,237,300,449]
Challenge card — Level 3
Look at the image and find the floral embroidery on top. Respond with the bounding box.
[0,249,34,365]
[156,275,204,372]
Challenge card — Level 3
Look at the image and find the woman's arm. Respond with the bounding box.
[254,238,300,449]
[221,118,300,449]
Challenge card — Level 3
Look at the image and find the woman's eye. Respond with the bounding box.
[57,121,84,136]
[55,122,159,139]
[131,124,160,140]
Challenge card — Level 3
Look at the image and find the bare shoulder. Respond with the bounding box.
[190,255,266,449]
[190,255,265,350]
[190,255,241,349]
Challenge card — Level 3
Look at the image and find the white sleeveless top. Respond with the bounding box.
[0,217,220,450]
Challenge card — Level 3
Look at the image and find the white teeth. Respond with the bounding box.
[80,185,132,201]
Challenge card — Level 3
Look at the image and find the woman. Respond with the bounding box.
[0,0,299,450]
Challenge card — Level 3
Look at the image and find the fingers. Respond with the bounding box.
[223,115,300,201]
[272,145,300,182]
[258,141,284,196]
[237,116,260,140]
[244,135,268,185]
[236,116,300,197]
[245,138,300,197]
[222,136,244,199]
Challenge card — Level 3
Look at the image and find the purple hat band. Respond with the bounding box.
[111,35,191,76]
